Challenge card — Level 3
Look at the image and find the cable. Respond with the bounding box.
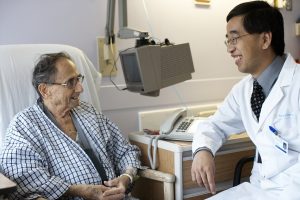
[143,129,162,170]
[172,85,188,110]
[146,134,165,169]
[109,46,139,91]
[108,38,127,91]
[141,0,154,38]
[109,55,125,91]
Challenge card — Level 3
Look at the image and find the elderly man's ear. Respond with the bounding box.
[38,83,51,99]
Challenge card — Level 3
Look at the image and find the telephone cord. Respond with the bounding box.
[147,134,165,169]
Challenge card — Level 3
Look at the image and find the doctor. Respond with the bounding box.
[191,1,300,199]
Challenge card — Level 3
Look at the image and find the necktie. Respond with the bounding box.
[250,80,265,163]
[251,80,265,121]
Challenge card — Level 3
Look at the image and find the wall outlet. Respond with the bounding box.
[296,23,300,36]
[97,37,117,76]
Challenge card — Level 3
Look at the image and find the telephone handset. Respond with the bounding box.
[160,108,187,135]
[159,109,204,141]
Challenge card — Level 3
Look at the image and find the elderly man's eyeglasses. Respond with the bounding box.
[48,74,84,89]
[224,33,250,47]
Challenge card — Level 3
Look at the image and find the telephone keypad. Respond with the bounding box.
[176,118,194,133]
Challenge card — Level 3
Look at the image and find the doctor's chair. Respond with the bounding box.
[233,155,255,186]
[0,44,175,200]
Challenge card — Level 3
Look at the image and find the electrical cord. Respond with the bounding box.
[108,40,129,91]
[143,129,161,169]
[142,0,154,38]
[172,85,188,110]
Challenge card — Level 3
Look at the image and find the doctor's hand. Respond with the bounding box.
[191,150,216,194]
[102,175,130,200]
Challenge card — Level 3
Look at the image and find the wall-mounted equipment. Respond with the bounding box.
[104,0,195,96]
[119,43,194,96]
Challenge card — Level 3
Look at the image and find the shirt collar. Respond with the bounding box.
[255,56,285,97]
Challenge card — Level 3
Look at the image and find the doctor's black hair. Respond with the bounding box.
[32,52,73,97]
[226,1,285,56]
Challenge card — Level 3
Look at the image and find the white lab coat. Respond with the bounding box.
[192,54,300,199]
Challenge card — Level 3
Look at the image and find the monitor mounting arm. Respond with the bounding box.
[105,0,149,45]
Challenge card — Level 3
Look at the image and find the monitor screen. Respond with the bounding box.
[121,53,142,83]
[120,46,161,95]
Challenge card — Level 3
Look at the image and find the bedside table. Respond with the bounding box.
[130,132,255,200]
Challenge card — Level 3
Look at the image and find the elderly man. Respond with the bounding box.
[0,52,141,200]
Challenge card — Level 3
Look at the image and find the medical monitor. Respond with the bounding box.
[120,43,194,96]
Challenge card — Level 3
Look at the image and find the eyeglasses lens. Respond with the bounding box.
[66,75,84,89]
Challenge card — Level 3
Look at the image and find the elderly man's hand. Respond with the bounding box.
[191,150,216,194]
[66,184,112,200]
[102,175,131,200]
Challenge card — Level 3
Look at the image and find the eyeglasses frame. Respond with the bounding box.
[224,33,251,47]
[47,74,84,89]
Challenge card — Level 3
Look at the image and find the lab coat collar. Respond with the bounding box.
[258,53,297,128]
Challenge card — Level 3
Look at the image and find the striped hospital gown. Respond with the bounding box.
[0,101,141,199]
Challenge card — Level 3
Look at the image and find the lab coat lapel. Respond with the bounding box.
[258,84,283,127]
[258,54,295,127]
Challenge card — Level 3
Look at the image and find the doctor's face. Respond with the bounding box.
[226,16,266,76]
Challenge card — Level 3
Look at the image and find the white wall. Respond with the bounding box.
[1,0,299,135]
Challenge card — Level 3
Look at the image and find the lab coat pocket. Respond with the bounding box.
[273,114,300,153]
[273,114,298,141]
[259,123,298,178]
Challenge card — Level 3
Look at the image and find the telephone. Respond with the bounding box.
[146,108,205,169]
[159,108,204,141]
